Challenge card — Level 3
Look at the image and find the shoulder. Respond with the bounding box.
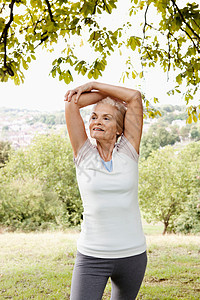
[73,138,97,166]
[115,134,139,163]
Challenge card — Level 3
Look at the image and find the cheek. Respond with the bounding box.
[106,121,117,132]
[89,120,94,128]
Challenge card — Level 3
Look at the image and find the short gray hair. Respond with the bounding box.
[93,97,127,141]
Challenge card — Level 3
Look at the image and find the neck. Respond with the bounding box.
[96,140,115,161]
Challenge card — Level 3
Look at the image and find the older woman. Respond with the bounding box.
[64,82,147,300]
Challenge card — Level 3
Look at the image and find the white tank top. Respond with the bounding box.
[73,134,146,258]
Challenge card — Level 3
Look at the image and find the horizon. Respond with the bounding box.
[0,101,188,114]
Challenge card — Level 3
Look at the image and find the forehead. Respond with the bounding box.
[92,103,117,116]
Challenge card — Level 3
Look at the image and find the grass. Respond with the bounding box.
[0,226,199,300]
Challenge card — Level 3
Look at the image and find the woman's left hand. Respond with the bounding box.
[64,82,94,103]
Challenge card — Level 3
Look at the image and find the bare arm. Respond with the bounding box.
[65,81,140,106]
[64,91,105,157]
[64,81,143,155]
[91,81,141,105]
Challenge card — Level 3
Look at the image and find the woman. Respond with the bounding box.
[64,81,147,300]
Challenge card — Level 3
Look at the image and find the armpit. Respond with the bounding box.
[73,138,94,166]
[116,134,139,162]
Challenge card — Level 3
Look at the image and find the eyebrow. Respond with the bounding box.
[91,112,113,117]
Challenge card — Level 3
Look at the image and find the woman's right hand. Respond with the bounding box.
[64,82,94,103]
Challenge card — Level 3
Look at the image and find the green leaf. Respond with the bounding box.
[153,97,159,103]
[22,59,28,70]
[14,75,20,85]
[176,74,182,85]
[187,114,193,124]
[51,68,56,78]
[193,114,197,122]
[88,71,93,79]
[128,37,136,51]
[132,71,136,79]
[31,55,36,60]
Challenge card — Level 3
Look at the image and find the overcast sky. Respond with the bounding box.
[0,0,190,112]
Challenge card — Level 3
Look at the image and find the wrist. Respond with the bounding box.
[91,81,98,90]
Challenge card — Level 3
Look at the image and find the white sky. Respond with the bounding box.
[0,0,193,112]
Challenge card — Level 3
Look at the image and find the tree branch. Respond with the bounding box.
[0,0,16,69]
[102,0,111,14]
[34,31,49,49]
[44,0,55,23]
[192,17,200,31]
[92,0,99,15]
[171,0,200,42]
[0,3,5,14]
[167,32,171,78]
[180,27,200,53]
[143,4,149,41]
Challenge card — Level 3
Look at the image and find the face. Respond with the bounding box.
[89,104,119,143]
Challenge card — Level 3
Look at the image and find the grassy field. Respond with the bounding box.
[0,226,199,300]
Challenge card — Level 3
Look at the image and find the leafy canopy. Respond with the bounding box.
[0,0,199,121]
[139,142,200,234]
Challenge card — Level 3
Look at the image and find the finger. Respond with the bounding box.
[75,90,82,103]
[64,90,71,101]
[68,90,76,102]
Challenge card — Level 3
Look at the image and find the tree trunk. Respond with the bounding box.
[163,221,168,235]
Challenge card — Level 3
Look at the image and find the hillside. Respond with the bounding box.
[0,105,199,150]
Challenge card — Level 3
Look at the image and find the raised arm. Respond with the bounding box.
[64,89,105,158]
[65,81,143,154]
[90,82,143,154]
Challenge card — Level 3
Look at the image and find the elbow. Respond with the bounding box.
[130,90,142,103]
[134,90,142,100]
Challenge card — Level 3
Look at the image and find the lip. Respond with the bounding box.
[93,127,104,131]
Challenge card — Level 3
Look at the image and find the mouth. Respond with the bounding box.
[93,127,104,131]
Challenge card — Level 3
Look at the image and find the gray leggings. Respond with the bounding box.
[70,250,147,300]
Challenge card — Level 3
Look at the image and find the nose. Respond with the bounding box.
[94,118,102,125]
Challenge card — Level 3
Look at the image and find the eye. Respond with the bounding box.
[104,117,109,120]
[91,116,96,119]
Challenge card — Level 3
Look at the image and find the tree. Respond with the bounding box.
[190,126,200,141]
[0,1,199,121]
[0,140,11,167]
[140,131,160,159]
[140,123,180,159]
[139,142,200,234]
[180,125,190,140]
[0,176,63,231]
[173,142,200,233]
[0,132,83,229]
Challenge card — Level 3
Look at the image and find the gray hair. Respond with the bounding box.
[93,97,127,142]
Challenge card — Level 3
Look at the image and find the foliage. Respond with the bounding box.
[174,193,200,234]
[140,131,160,159]
[0,140,11,167]
[1,1,199,121]
[139,142,200,234]
[173,141,200,233]
[190,126,200,141]
[0,133,82,230]
[179,125,190,140]
[0,176,64,231]
[27,112,66,126]
[140,123,180,159]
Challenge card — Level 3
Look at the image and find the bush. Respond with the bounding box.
[0,133,83,231]
[0,176,68,231]
[174,194,200,234]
